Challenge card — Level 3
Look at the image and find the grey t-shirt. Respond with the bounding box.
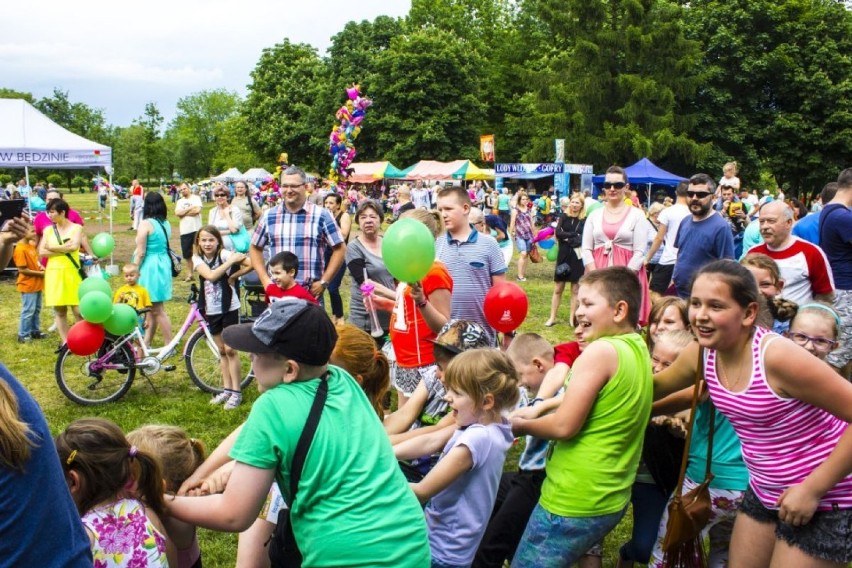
[345,237,395,334]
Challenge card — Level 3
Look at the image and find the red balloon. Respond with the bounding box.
[484,282,529,333]
[66,321,106,356]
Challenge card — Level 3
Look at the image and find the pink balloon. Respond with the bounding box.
[346,87,360,100]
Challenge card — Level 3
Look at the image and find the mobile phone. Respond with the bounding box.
[728,202,743,217]
[0,199,26,230]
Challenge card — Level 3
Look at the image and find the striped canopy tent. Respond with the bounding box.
[403,160,493,181]
[347,161,411,183]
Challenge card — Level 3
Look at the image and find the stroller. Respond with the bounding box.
[241,270,267,321]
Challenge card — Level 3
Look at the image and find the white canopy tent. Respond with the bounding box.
[0,98,115,267]
[241,167,273,182]
[211,167,243,182]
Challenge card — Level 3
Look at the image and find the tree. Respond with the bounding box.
[370,29,487,164]
[112,125,148,181]
[520,0,707,169]
[683,0,852,194]
[213,115,265,173]
[242,41,327,170]
[164,89,242,179]
[0,88,34,103]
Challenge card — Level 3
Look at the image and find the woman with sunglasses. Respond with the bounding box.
[582,166,651,325]
[208,185,243,251]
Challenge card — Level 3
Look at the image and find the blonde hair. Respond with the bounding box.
[331,324,390,419]
[648,202,665,217]
[723,161,739,174]
[0,379,34,470]
[506,333,554,366]
[567,192,586,219]
[443,349,519,416]
[654,330,695,352]
[126,425,206,493]
[792,303,840,340]
[401,208,443,238]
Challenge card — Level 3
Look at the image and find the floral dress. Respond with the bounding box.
[82,498,168,568]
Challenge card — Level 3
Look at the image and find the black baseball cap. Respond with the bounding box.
[223,299,337,366]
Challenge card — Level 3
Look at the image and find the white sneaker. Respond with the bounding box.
[224,393,242,410]
[210,391,230,405]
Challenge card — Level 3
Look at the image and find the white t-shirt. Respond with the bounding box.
[176,195,203,235]
[658,203,691,266]
[192,250,241,315]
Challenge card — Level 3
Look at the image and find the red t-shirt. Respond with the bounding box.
[554,341,582,367]
[265,282,318,304]
[390,262,454,368]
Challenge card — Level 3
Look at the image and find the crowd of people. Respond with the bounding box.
[1,163,851,568]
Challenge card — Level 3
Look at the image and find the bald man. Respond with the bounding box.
[391,185,415,222]
[745,200,834,305]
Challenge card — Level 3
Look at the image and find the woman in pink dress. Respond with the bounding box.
[581,165,651,325]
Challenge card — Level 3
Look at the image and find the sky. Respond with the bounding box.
[1,0,411,127]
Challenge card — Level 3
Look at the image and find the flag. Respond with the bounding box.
[480,135,495,162]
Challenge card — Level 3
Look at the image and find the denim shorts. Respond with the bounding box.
[739,486,852,563]
[512,503,626,567]
[515,237,532,253]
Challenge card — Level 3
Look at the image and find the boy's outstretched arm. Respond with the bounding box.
[394,424,457,461]
[511,341,617,440]
[169,462,274,532]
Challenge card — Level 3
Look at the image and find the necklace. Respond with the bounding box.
[717,349,750,391]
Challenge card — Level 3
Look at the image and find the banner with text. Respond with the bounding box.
[0,149,113,168]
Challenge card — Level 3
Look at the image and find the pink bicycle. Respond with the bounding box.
[55,284,253,405]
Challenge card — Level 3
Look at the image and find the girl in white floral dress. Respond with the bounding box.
[56,418,175,567]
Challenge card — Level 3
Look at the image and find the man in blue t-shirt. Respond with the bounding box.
[672,173,735,298]
[819,168,852,378]
[794,182,838,246]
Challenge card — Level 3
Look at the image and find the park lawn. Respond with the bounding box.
[0,191,636,567]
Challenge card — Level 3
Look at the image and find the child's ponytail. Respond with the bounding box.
[0,379,33,470]
[129,448,166,518]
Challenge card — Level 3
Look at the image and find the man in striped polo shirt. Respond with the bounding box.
[250,166,346,300]
[435,187,507,344]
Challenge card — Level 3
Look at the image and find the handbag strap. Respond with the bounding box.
[154,218,170,244]
[52,224,82,270]
[289,372,329,501]
[673,346,714,498]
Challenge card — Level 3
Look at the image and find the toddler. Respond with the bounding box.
[13,226,45,343]
[113,263,152,330]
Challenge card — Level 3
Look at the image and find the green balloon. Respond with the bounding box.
[381,218,436,283]
[104,303,139,336]
[91,232,115,258]
[547,246,558,261]
[79,291,114,324]
[78,276,112,301]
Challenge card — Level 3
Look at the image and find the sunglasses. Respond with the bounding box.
[686,190,712,199]
[215,194,228,198]
[786,331,837,351]
[602,182,626,190]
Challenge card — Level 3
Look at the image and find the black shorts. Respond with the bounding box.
[739,485,852,563]
[180,232,197,261]
[205,310,239,336]
[649,263,675,294]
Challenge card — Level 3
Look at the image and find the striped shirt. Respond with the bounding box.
[435,226,507,344]
[705,326,852,511]
[251,202,344,286]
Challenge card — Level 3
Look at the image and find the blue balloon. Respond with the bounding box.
[538,238,555,250]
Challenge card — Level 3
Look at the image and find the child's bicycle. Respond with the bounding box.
[55,284,253,405]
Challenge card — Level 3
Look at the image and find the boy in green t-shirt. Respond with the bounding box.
[168,299,430,567]
[511,266,653,567]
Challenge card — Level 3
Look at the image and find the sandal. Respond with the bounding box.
[544,319,556,327]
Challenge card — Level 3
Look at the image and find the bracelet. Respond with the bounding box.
[416,300,428,308]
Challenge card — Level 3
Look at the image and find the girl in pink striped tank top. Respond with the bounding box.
[654,260,852,565]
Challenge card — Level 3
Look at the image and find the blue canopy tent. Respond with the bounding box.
[592,158,687,203]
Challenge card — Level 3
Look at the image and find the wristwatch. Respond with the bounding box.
[319,280,329,289]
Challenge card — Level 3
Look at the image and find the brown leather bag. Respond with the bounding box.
[528,243,542,263]
[662,346,715,568]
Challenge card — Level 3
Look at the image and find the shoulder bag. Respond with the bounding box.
[662,346,715,568]
[155,220,182,278]
[268,373,329,568]
[52,224,87,281]
[528,243,542,263]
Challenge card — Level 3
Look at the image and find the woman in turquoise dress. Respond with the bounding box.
[133,192,173,347]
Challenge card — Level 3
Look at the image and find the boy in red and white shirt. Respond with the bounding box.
[264,251,318,305]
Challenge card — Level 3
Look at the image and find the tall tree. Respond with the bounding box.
[132,102,165,182]
[521,0,707,169]
[242,41,327,170]
[370,29,487,164]
[0,88,35,103]
[165,89,242,179]
[683,0,852,193]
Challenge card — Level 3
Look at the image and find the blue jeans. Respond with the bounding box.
[432,561,468,568]
[19,291,42,338]
[619,481,669,563]
[323,247,345,318]
[512,503,626,568]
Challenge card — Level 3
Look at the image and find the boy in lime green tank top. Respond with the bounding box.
[511,266,653,567]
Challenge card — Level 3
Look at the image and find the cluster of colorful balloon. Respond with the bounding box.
[328,84,372,188]
[66,278,138,356]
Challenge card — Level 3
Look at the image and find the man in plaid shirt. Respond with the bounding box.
[250,166,346,299]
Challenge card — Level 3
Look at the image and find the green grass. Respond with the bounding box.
[0,191,636,567]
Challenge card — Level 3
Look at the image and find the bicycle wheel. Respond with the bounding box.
[184,329,254,393]
[55,338,136,405]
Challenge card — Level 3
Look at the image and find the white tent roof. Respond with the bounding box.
[0,98,112,170]
[211,167,243,182]
[241,167,273,181]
